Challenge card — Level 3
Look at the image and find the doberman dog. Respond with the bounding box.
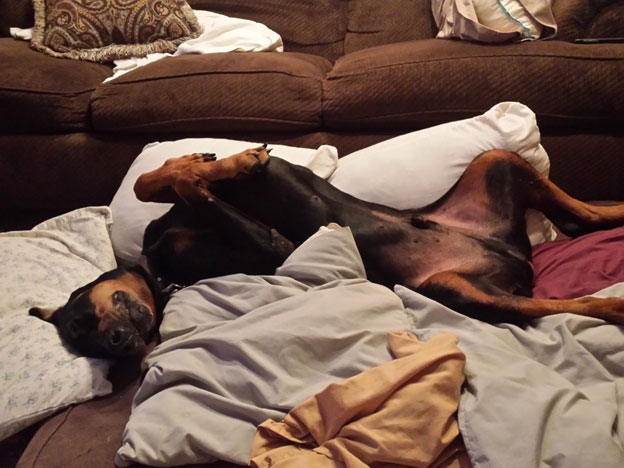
[30,146,624,358]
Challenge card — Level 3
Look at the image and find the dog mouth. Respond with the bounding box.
[127,301,155,339]
[107,292,157,355]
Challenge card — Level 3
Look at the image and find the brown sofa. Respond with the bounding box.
[1,0,624,234]
[1,1,624,467]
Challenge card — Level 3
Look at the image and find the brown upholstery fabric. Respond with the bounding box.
[0,0,33,36]
[0,133,148,212]
[187,0,347,62]
[15,359,142,468]
[541,132,624,202]
[553,0,624,41]
[0,131,331,230]
[0,39,113,132]
[90,52,332,133]
[344,0,437,54]
[324,39,624,130]
[1,129,622,232]
[15,354,244,468]
[31,0,201,63]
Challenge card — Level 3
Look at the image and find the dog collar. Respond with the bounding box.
[159,281,186,297]
[137,255,187,300]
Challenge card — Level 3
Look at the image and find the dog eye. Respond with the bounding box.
[112,291,123,304]
[66,320,82,338]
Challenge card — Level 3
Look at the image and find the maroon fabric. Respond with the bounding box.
[532,227,624,300]
[324,39,624,130]
[90,52,331,133]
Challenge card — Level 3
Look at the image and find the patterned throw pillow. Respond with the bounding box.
[31,0,201,62]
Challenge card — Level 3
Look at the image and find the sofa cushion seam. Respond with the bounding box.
[326,109,623,123]
[328,52,624,79]
[102,68,329,86]
[92,115,321,131]
[0,87,98,96]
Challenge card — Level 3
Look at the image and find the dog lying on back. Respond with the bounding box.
[30,147,624,358]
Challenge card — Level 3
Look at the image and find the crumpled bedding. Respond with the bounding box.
[10,10,283,83]
[397,283,624,468]
[117,226,624,468]
[250,332,468,468]
[116,226,413,467]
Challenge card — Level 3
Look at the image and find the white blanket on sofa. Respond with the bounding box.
[104,10,283,82]
[11,10,283,83]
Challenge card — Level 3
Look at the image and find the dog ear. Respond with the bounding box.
[29,306,60,323]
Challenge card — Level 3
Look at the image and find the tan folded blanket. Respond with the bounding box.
[250,332,469,468]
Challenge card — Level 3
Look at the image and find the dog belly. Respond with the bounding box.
[373,224,532,294]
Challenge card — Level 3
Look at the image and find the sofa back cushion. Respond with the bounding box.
[4,0,624,45]
[187,0,348,62]
[553,0,624,41]
[0,0,33,36]
[345,0,437,54]
[186,1,439,60]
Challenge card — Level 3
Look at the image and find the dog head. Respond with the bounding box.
[30,266,162,359]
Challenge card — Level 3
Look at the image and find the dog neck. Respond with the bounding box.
[129,261,171,317]
[136,256,186,306]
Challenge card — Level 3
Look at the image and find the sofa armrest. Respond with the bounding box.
[553,0,624,41]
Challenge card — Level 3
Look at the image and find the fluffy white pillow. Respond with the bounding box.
[110,138,338,265]
[328,101,556,245]
[0,207,115,441]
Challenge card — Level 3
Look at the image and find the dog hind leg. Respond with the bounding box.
[417,270,624,325]
[418,149,624,241]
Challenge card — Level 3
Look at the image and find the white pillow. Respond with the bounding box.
[0,207,115,441]
[328,101,557,245]
[110,138,338,265]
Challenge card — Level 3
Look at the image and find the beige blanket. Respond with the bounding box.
[250,332,469,468]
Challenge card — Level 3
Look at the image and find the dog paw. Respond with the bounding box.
[163,152,214,168]
[229,146,271,178]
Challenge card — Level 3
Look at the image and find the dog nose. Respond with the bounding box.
[106,326,132,350]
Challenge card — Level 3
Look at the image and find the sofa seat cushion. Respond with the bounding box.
[323,39,624,130]
[0,39,113,132]
[90,52,331,133]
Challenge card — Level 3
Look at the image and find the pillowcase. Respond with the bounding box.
[31,0,202,63]
[431,0,557,42]
[328,101,557,245]
[110,138,339,264]
[0,207,116,441]
[532,227,624,300]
